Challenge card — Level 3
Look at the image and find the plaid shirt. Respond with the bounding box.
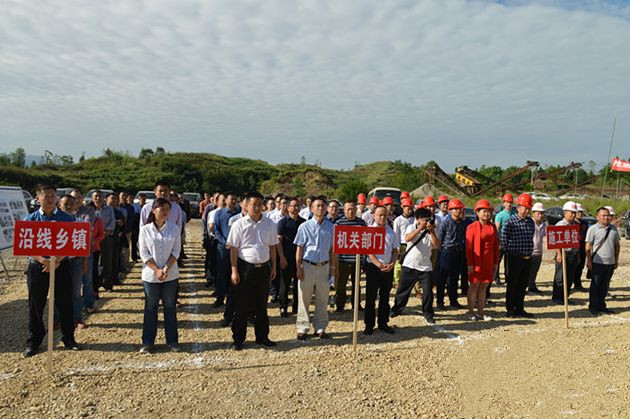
[501,214,535,256]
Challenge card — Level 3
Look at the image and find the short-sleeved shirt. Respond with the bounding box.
[585,223,619,265]
[368,224,399,265]
[226,215,280,264]
[393,214,414,244]
[555,219,579,254]
[294,218,334,263]
[495,208,517,238]
[25,207,75,223]
[138,221,181,283]
[277,215,306,262]
[401,224,434,272]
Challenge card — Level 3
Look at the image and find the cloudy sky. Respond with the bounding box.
[1,0,629,170]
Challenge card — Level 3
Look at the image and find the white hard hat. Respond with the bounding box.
[562,201,578,212]
[575,203,584,212]
[604,205,616,215]
[531,202,545,212]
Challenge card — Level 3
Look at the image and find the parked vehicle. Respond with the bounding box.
[134,191,156,205]
[29,187,75,212]
[22,190,36,212]
[368,187,402,216]
[544,206,596,227]
[530,192,553,201]
[183,192,201,218]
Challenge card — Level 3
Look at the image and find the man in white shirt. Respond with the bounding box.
[364,207,399,335]
[298,195,313,220]
[393,199,415,245]
[226,192,279,351]
[528,203,546,295]
[391,208,440,325]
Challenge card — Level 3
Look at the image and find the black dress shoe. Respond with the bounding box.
[255,338,277,347]
[552,299,564,305]
[212,299,224,308]
[424,316,436,325]
[297,333,308,341]
[589,309,601,316]
[601,308,616,315]
[506,311,516,318]
[573,286,587,292]
[528,288,543,295]
[515,310,534,319]
[316,332,331,339]
[335,307,344,313]
[378,325,395,334]
[64,341,81,351]
[219,318,231,328]
[280,309,289,318]
[23,346,38,358]
[233,342,243,351]
[363,328,373,335]
[450,302,464,309]
[357,305,364,312]
[390,309,402,318]
[436,304,446,311]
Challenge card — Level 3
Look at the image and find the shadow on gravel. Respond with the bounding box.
[0,298,28,353]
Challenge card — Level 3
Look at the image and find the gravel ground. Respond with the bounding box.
[0,220,628,418]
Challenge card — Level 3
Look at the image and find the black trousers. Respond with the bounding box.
[573,249,586,289]
[528,255,543,290]
[26,260,75,348]
[92,250,102,292]
[280,260,298,312]
[553,252,578,302]
[392,267,433,318]
[100,235,114,289]
[112,235,122,281]
[365,263,393,330]
[131,218,140,261]
[438,249,465,306]
[232,259,271,344]
[589,263,614,311]
[505,255,532,313]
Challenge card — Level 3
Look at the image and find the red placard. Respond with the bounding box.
[546,224,580,250]
[611,157,630,172]
[13,221,91,257]
[334,225,387,255]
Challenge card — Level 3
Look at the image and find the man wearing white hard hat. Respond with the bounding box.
[552,201,580,305]
[572,203,589,292]
[527,203,546,295]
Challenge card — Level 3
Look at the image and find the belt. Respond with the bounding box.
[303,260,329,267]
[238,259,269,269]
[509,254,532,259]
[443,247,464,252]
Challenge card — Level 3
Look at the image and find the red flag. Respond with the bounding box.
[611,158,630,172]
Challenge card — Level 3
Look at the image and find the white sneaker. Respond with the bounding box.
[139,345,152,354]
[482,315,493,322]
[468,315,477,321]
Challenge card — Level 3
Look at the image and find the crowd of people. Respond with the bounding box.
[21,183,621,356]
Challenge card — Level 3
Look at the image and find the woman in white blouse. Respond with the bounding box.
[138,197,181,353]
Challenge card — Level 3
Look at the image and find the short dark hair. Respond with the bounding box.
[414,208,432,219]
[311,195,327,207]
[59,194,74,202]
[105,193,116,199]
[154,180,170,189]
[35,184,56,194]
[247,191,264,201]
[138,193,147,199]
[92,189,102,197]
[225,191,237,199]
[344,199,356,205]
[307,195,316,201]
[275,193,284,200]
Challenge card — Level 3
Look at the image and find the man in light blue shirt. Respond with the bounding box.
[294,196,336,340]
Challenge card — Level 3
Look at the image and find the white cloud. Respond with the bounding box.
[0,0,628,170]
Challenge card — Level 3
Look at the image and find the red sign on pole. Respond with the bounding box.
[546,224,580,250]
[13,221,91,257]
[333,225,387,254]
[611,157,630,172]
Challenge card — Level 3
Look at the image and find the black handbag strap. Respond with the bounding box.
[591,227,611,259]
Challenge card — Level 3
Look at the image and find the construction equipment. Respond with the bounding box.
[475,161,539,197]
[454,166,495,195]
[512,162,582,192]
[424,163,473,197]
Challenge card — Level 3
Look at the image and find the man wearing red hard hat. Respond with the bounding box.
[436,198,468,310]
[494,193,517,284]
[356,193,367,218]
[362,196,380,226]
[500,193,535,318]
[435,195,449,225]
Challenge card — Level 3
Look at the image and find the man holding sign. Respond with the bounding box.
[551,202,580,306]
[21,184,80,358]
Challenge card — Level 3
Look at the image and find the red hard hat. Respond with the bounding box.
[502,193,514,203]
[400,191,410,198]
[382,197,394,205]
[474,199,493,212]
[415,202,424,209]
[437,195,449,204]
[369,196,379,205]
[423,196,436,206]
[401,198,413,207]
[357,194,366,204]
[515,193,533,209]
[448,198,465,210]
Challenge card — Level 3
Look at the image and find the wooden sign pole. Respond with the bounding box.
[352,254,360,353]
[561,250,569,329]
[47,256,56,376]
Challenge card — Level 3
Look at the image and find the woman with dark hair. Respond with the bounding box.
[138,197,181,353]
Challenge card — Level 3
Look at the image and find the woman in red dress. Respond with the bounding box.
[465,200,499,321]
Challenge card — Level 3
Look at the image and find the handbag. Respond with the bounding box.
[585,227,611,279]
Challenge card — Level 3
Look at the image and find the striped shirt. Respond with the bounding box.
[501,214,535,256]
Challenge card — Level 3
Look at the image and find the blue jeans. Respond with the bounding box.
[142,279,178,346]
[82,255,95,309]
[215,243,230,301]
[70,258,84,322]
